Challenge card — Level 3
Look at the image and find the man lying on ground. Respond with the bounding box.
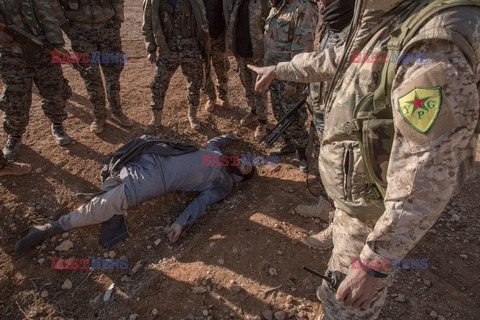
[16,134,253,254]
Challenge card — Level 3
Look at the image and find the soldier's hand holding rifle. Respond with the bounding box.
[0,30,12,45]
[247,64,277,93]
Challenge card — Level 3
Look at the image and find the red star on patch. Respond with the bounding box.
[408,93,429,112]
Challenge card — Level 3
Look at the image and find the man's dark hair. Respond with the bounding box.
[226,159,256,181]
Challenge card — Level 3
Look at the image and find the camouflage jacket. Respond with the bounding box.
[48,0,123,30]
[263,0,317,66]
[275,0,480,270]
[223,0,270,61]
[0,0,64,53]
[142,0,209,55]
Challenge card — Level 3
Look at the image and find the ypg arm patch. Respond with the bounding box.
[397,87,442,133]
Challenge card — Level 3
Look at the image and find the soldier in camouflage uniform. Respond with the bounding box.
[49,0,133,134]
[263,0,317,171]
[142,0,209,132]
[224,0,270,139]
[0,0,71,160]
[251,0,480,318]
[203,0,232,112]
[295,0,354,250]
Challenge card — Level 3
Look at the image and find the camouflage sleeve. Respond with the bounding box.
[45,0,68,27]
[111,0,125,23]
[275,43,343,83]
[142,0,156,53]
[34,0,64,46]
[359,40,480,274]
[290,1,317,59]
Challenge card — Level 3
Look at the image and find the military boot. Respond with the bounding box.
[295,197,333,219]
[143,110,162,134]
[15,221,64,255]
[90,118,106,134]
[51,124,71,145]
[205,98,216,112]
[188,107,200,130]
[3,136,22,160]
[305,225,333,250]
[111,111,134,127]
[0,161,32,176]
[240,112,257,126]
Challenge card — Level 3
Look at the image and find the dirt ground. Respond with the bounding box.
[1,1,479,319]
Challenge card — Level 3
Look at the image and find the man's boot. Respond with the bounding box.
[15,221,64,255]
[188,106,200,130]
[0,161,32,176]
[143,110,162,134]
[3,136,22,160]
[205,98,216,112]
[295,197,333,219]
[240,112,257,126]
[297,147,307,173]
[111,111,134,127]
[90,118,106,134]
[51,124,71,145]
[305,224,333,250]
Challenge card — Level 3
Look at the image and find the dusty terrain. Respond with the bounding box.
[0,1,479,319]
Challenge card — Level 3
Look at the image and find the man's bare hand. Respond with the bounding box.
[247,64,277,93]
[336,266,381,309]
[283,84,296,97]
[0,31,13,45]
[167,223,183,243]
[148,52,157,64]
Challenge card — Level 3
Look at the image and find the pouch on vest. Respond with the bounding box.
[21,1,41,36]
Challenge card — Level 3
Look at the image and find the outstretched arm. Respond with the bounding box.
[205,133,236,154]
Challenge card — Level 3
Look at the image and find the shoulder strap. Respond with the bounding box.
[374,0,480,113]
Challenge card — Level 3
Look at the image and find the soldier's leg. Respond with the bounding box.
[68,25,108,128]
[210,36,230,104]
[180,57,204,130]
[143,54,179,134]
[0,52,34,159]
[33,52,70,145]
[317,209,392,319]
[98,20,132,127]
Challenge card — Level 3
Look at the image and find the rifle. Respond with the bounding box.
[303,266,344,292]
[0,22,91,75]
[260,97,307,146]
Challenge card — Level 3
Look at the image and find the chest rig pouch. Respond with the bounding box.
[159,0,195,41]
[348,0,480,199]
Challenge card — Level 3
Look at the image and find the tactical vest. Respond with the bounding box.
[349,0,480,198]
[61,0,111,10]
[159,0,196,41]
[0,0,42,36]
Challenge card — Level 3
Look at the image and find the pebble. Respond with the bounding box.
[154,239,161,246]
[231,283,241,294]
[129,314,138,320]
[62,232,69,238]
[460,254,468,260]
[218,258,225,265]
[37,258,45,265]
[35,168,43,174]
[108,250,116,259]
[40,290,48,298]
[121,275,131,283]
[262,309,273,320]
[395,294,406,303]
[61,279,73,290]
[251,316,261,320]
[269,267,278,276]
[55,240,74,251]
[152,308,158,316]
[430,310,438,318]
[192,286,207,294]
[132,261,143,274]
[423,279,432,287]
[274,311,286,320]
[202,310,209,316]
[451,214,460,221]
[276,250,283,255]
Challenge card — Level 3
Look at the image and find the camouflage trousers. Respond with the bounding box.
[236,57,268,122]
[270,79,308,148]
[150,50,203,111]
[204,35,230,101]
[0,50,67,138]
[67,20,124,120]
[0,148,5,169]
[317,208,392,319]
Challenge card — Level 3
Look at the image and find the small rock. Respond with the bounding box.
[231,283,241,294]
[61,279,73,290]
[192,286,207,294]
[40,290,48,298]
[131,261,143,274]
[202,310,209,316]
[286,295,293,303]
[430,310,438,318]
[55,240,74,251]
[121,275,131,282]
[129,314,138,320]
[103,283,115,302]
[451,214,460,222]
[218,258,225,265]
[35,168,43,174]
[108,250,116,259]
[460,254,468,260]
[276,250,283,255]
[395,294,406,302]
[269,267,278,276]
[274,311,286,320]
[154,239,161,246]
[62,232,69,238]
[251,316,261,320]
[423,279,431,287]
[152,308,158,316]
[262,309,273,320]
[38,258,45,265]
[438,316,446,320]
